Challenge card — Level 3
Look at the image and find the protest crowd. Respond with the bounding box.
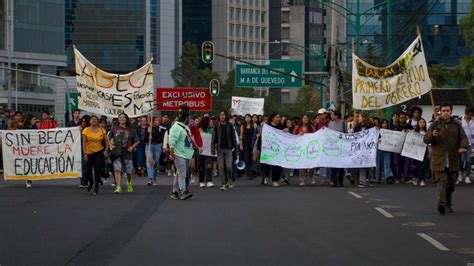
[2,103,472,211]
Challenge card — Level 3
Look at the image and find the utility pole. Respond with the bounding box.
[6,0,13,109]
[386,0,393,120]
[329,0,339,107]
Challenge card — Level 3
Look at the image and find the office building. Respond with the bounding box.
[182,0,212,68]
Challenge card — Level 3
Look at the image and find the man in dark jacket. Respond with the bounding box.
[212,110,238,191]
[424,103,469,215]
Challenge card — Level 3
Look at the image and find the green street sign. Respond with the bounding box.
[235,60,303,88]
[65,92,78,113]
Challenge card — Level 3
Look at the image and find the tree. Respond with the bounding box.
[211,69,255,114]
[171,42,203,87]
[456,1,474,101]
[429,64,455,88]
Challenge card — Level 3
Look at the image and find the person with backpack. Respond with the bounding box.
[108,113,140,194]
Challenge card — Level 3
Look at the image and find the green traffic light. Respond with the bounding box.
[205,55,212,60]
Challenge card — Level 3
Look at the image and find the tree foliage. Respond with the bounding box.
[456,1,474,101]
[429,64,456,88]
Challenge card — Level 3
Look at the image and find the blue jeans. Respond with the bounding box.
[460,148,472,177]
[173,156,189,192]
[136,144,146,169]
[145,143,162,182]
[376,150,394,180]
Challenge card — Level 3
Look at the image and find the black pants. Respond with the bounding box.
[262,164,282,182]
[243,149,254,177]
[331,168,345,186]
[198,155,213,183]
[85,150,105,192]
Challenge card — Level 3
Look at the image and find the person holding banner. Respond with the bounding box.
[82,115,110,195]
[424,103,469,215]
[354,112,375,188]
[413,118,429,187]
[376,119,395,184]
[38,111,57,130]
[259,112,285,187]
[19,114,37,188]
[212,110,238,191]
[108,113,140,194]
[293,114,316,186]
[328,111,347,187]
[392,112,414,184]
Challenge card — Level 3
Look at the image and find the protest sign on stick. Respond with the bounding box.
[401,131,427,161]
[231,96,264,116]
[378,129,406,153]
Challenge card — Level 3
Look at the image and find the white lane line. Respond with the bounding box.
[348,191,363,198]
[374,207,394,218]
[417,233,450,251]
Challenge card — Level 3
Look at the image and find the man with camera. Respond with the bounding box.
[424,103,469,215]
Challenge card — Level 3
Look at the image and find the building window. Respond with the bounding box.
[255,11,259,23]
[255,26,260,39]
[249,0,253,6]
[236,41,241,54]
[255,0,259,7]
[236,8,241,21]
[230,24,235,37]
[243,42,248,54]
[236,25,241,37]
[249,26,254,39]
[261,12,265,23]
[261,43,265,55]
[230,8,234,20]
[242,0,246,6]
[249,42,254,55]
[243,9,247,22]
[230,40,235,53]
[249,10,254,24]
[261,0,265,7]
[243,26,247,38]
[261,28,266,39]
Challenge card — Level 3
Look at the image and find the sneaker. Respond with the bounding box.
[213,169,218,177]
[299,181,305,186]
[147,181,152,186]
[79,185,84,189]
[394,179,400,184]
[358,184,365,188]
[229,182,235,188]
[152,182,158,186]
[169,191,179,200]
[264,177,269,185]
[114,186,122,194]
[437,204,446,215]
[413,179,418,186]
[446,206,454,213]
[199,182,206,188]
[272,182,280,187]
[420,180,426,187]
[111,183,116,187]
[191,175,196,185]
[180,191,193,200]
[405,180,413,184]
[465,177,472,184]
[127,182,134,193]
[283,178,290,185]
[311,178,317,185]
[457,174,463,183]
[167,169,172,176]
[456,180,461,185]
[206,182,215,188]
[102,178,108,184]
[220,185,226,191]
[26,181,32,188]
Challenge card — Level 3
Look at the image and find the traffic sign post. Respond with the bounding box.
[65,92,78,113]
[235,60,303,88]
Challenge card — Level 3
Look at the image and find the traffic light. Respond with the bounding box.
[209,79,220,96]
[202,41,214,64]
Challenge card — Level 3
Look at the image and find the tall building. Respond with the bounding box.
[0,0,67,119]
[63,0,182,88]
[182,0,212,69]
[347,0,471,66]
[212,0,269,81]
[269,0,328,104]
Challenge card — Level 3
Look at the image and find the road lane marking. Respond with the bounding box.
[348,191,362,198]
[391,212,409,217]
[417,233,450,251]
[374,207,394,218]
[402,222,436,227]
[379,205,401,209]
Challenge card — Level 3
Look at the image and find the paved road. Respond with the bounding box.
[1,176,474,266]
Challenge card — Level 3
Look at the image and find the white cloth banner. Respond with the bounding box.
[1,127,82,180]
[200,131,216,157]
[378,129,406,153]
[401,131,427,161]
[260,124,378,169]
[352,36,432,110]
[75,47,154,118]
[231,96,264,116]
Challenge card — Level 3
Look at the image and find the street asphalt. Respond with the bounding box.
[1,175,474,266]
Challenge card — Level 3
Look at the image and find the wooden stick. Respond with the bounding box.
[429,90,436,118]
[416,25,421,37]
[352,38,355,53]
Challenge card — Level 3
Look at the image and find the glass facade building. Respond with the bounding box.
[182,0,212,68]
[347,0,471,67]
[64,0,149,74]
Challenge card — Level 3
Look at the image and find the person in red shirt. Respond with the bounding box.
[38,111,58,129]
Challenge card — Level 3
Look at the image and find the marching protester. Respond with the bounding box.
[259,112,285,187]
[240,114,257,180]
[168,109,194,200]
[212,110,238,191]
[293,114,316,186]
[198,116,215,187]
[21,114,38,188]
[144,116,164,186]
[413,118,429,187]
[8,111,23,130]
[328,111,347,187]
[136,116,149,177]
[408,106,423,128]
[314,109,330,185]
[424,103,469,214]
[376,119,394,184]
[82,115,109,195]
[459,106,473,184]
[392,111,414,184]
[108,113,140,194]
[354,112,375,188]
